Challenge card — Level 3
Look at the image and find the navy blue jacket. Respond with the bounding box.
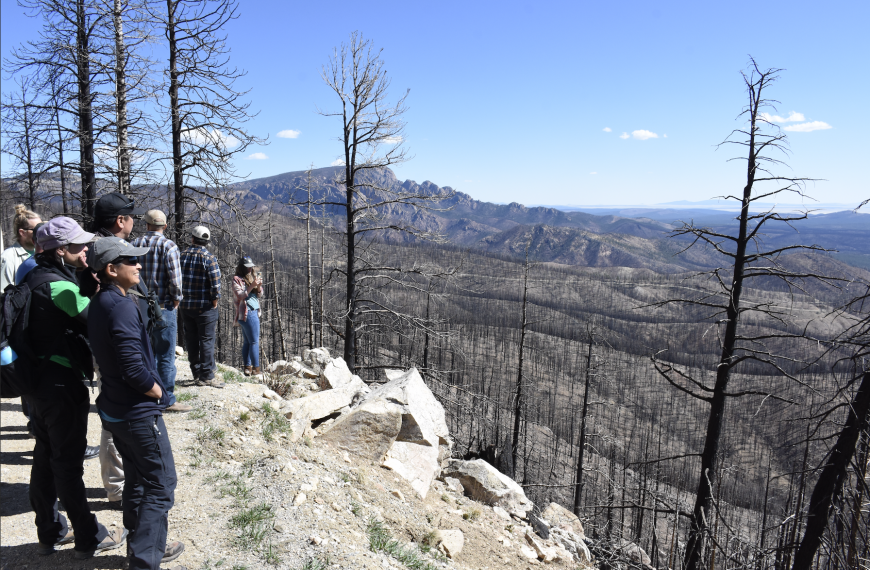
[89,284,166,420]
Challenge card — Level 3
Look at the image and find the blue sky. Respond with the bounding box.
[2,0,868,207]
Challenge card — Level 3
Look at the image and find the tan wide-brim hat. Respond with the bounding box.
[144,209,167,226]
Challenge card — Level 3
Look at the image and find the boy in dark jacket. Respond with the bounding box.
[25,217,127,558]
[88,237,185,570]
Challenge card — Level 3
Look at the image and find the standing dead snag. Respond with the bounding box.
[319,32,455,374]
[646,59,836,570]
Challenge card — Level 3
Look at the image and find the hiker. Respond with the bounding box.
[131,210,189,412]
[88,237,185,569]
[1,204,41,291]
[24,217,127,558]
[86,192,151,510]
[232,256,263,376]
[14,221,44,285]
[179,226,224,388]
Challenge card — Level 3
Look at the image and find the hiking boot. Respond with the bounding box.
[165,402,193,413]
[252,366,261,376]
[74,527,127,559]
[243,366,252,376]
[197,376,225,389]
[83,445,100,461]
[162,541,185,563]
[37,530,74,555]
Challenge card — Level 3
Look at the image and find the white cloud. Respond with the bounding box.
[783,121,832,132]
[602,127,612,132]
[277,129,300,139]
[331,158,345,166]
[619,132,630,139]
[760,111,805,123]
[383,135,403,145]
[663,134,668,138]
[182,128,239,149]
[632,129,659,140]
[590,171,597,175]
[246,152,269,160]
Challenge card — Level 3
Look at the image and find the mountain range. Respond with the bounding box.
[232,166,870,274]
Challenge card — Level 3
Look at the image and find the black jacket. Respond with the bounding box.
[89,284,166,421]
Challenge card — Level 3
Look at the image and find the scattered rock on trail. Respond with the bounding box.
[435,529,465,558]
[281,375,369,441]
[542,502,586,539]
[441,458,534,519]
[318,356,353,390]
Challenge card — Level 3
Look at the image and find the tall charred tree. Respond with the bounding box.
[648,59,835,570]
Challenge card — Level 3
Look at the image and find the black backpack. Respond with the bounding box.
[0,273,61,398]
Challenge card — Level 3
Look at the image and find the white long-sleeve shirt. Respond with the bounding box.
[0,243,31,291]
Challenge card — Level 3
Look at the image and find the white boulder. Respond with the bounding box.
[440,458,533,519]
[318,357,353,390]
[281,376,369,441]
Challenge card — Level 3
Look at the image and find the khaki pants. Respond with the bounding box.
[96,369,124,502]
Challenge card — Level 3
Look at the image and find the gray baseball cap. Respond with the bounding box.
[90,236,149,271]
[36,217,95,250]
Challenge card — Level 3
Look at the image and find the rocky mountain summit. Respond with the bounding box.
[1,347,656,570]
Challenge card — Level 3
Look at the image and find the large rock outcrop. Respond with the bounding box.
[281,375,370,441]
[319,368,452,498]
[440,458,534,519]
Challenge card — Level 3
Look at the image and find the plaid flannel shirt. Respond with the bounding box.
[131,231,183,309]
[179,245,221,309]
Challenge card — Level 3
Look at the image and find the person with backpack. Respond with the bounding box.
[84,192,159,510]
[22,217,127,558]
[88,236,185,570]
[131,209,189,412]
[232,256,262,376]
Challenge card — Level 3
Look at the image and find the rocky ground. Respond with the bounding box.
[1,353,585,570]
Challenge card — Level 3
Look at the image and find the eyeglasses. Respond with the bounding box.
[109,257,139,266]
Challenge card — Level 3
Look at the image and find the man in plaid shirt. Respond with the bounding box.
[131,210,191,412]
[179,226,224,388]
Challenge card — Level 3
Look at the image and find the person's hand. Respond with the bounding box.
[173,300,180,310]
[212,299,218,309]
[144,382,163,399]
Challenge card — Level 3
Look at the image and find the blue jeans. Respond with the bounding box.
[180,306,218,381]
[239,310,260,367]
[152,307,178,406]
[102,414,176,570]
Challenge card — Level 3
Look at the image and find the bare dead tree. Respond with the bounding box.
[306,167,316,348]
[1,76,48,209]
[510,244,532,479]
[160,0,264,240]
[646,59,838,570]
[791,267,870,570]
[319,31,455,373]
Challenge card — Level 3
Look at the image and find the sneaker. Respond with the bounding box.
[165,402,193,413]
[108,499,123,510]
[197,376,225,389]
[83,445,100,461]
[74,527,127,560]
[162,541,185,563]
[36,530,74,555]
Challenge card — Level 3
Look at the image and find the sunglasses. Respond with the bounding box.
[109,257,139,266]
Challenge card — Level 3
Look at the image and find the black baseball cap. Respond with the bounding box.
[241,256,255,268]
[95,192,147,219]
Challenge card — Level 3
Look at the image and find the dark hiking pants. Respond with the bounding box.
[102,414,176,570]
[180,306,218,381]
[25,383,109,552]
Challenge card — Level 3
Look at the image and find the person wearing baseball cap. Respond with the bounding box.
[179,225,223,388]
[22,217,128,558]
[84,193,155,512]
[87,237,186,568]
[131,210,189,412]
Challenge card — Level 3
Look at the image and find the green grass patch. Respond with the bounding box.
[222,369,244,384]
[196,425,226,444]
[189,408,207,420]
[300,555,331,570]
[366,518,438,570]
[260,403,293,442]
[229,502,274,550]
[176,391,197,402]
[239,410,250,422]
[463,508,480,521]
